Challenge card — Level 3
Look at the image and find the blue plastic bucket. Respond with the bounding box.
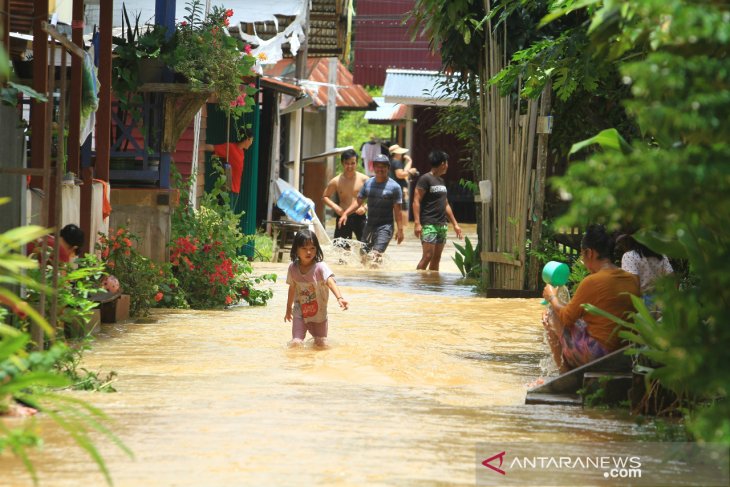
[542,261,570,286]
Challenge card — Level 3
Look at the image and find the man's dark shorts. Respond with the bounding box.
[334,213,366,241]
[362,223,393,253]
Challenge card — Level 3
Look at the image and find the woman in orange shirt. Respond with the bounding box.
[204,136,254,194]
[542,224,640,372]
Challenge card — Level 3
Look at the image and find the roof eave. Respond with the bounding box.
[382,96,466,107]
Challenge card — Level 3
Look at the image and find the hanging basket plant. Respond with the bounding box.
[111,6,174,109]
[169,0,258,115]
[111,0,258,116]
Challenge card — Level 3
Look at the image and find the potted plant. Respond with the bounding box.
[168,0,258,113]
[112,6,174,102]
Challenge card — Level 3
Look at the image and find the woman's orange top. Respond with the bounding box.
[555,268,640,351]
[213,143,245,194]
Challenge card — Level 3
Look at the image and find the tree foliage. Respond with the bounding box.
[409,0,638,192]
[550,0,730,442]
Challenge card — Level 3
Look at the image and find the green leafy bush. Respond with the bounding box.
[24,257,105,338]
[0,214,130,484]
[452,236,481,279]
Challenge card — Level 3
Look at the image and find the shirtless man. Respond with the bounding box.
[322,149,369,242]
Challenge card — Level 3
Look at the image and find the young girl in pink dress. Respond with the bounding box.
[284,229,348,347]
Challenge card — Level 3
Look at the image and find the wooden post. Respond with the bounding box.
[49,43,70,337]
[95,0,113,181]
[292,0,309,193]
[528,81,553,290]
[294,0,310,82]
[1,0,8,50]
[155,0,176,35]
[291,108,303,191]
[67,0,84,177]
[325,57,337,208]
[30,0,50,190]
[30,4,50,345]
[44,38,54,224]
[267,91,281,232]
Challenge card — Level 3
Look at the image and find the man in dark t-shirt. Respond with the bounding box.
[412,150,463,271]
[339,154,403,265]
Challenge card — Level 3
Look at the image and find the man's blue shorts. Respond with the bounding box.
[362,223,393,253]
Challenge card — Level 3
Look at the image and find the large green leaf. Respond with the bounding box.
[539,0,602,27]
[569,128,633,156]
[0,289,54,337]
[0,372,69,395]
[0,225,49,251]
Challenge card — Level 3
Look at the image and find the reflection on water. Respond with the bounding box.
[338,269,477,298]
[0,224,647,486]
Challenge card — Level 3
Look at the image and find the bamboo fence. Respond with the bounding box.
[479,0,551,292]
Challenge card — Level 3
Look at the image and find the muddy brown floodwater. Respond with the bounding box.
[0,224,647,486]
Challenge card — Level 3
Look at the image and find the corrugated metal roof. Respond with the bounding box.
[364,96,407,124]
[352,0,442,86]
[263,58,375,110]
[382,69,465,106]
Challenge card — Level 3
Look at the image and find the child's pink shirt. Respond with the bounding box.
[286,261,334,323]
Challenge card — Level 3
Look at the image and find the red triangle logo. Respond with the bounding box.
[482,451,506,475]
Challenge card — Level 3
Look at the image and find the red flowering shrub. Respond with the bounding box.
[169,233,247,308]
[170,166,274,308]
[96,228,184,316]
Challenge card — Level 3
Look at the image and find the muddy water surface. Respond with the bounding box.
[1,224,646,486]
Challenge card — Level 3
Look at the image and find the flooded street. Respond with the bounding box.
[1,224,647,486]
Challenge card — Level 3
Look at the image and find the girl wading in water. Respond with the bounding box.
[285,229,348,348]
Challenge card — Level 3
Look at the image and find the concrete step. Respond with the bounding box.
[581,371,634,406]
[525,392,582,406]
[526,346,632,398]
[583,371,633,381]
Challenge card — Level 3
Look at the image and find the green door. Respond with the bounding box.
[204,82,260,258]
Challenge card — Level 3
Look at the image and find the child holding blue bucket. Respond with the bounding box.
[285,229,348,348]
